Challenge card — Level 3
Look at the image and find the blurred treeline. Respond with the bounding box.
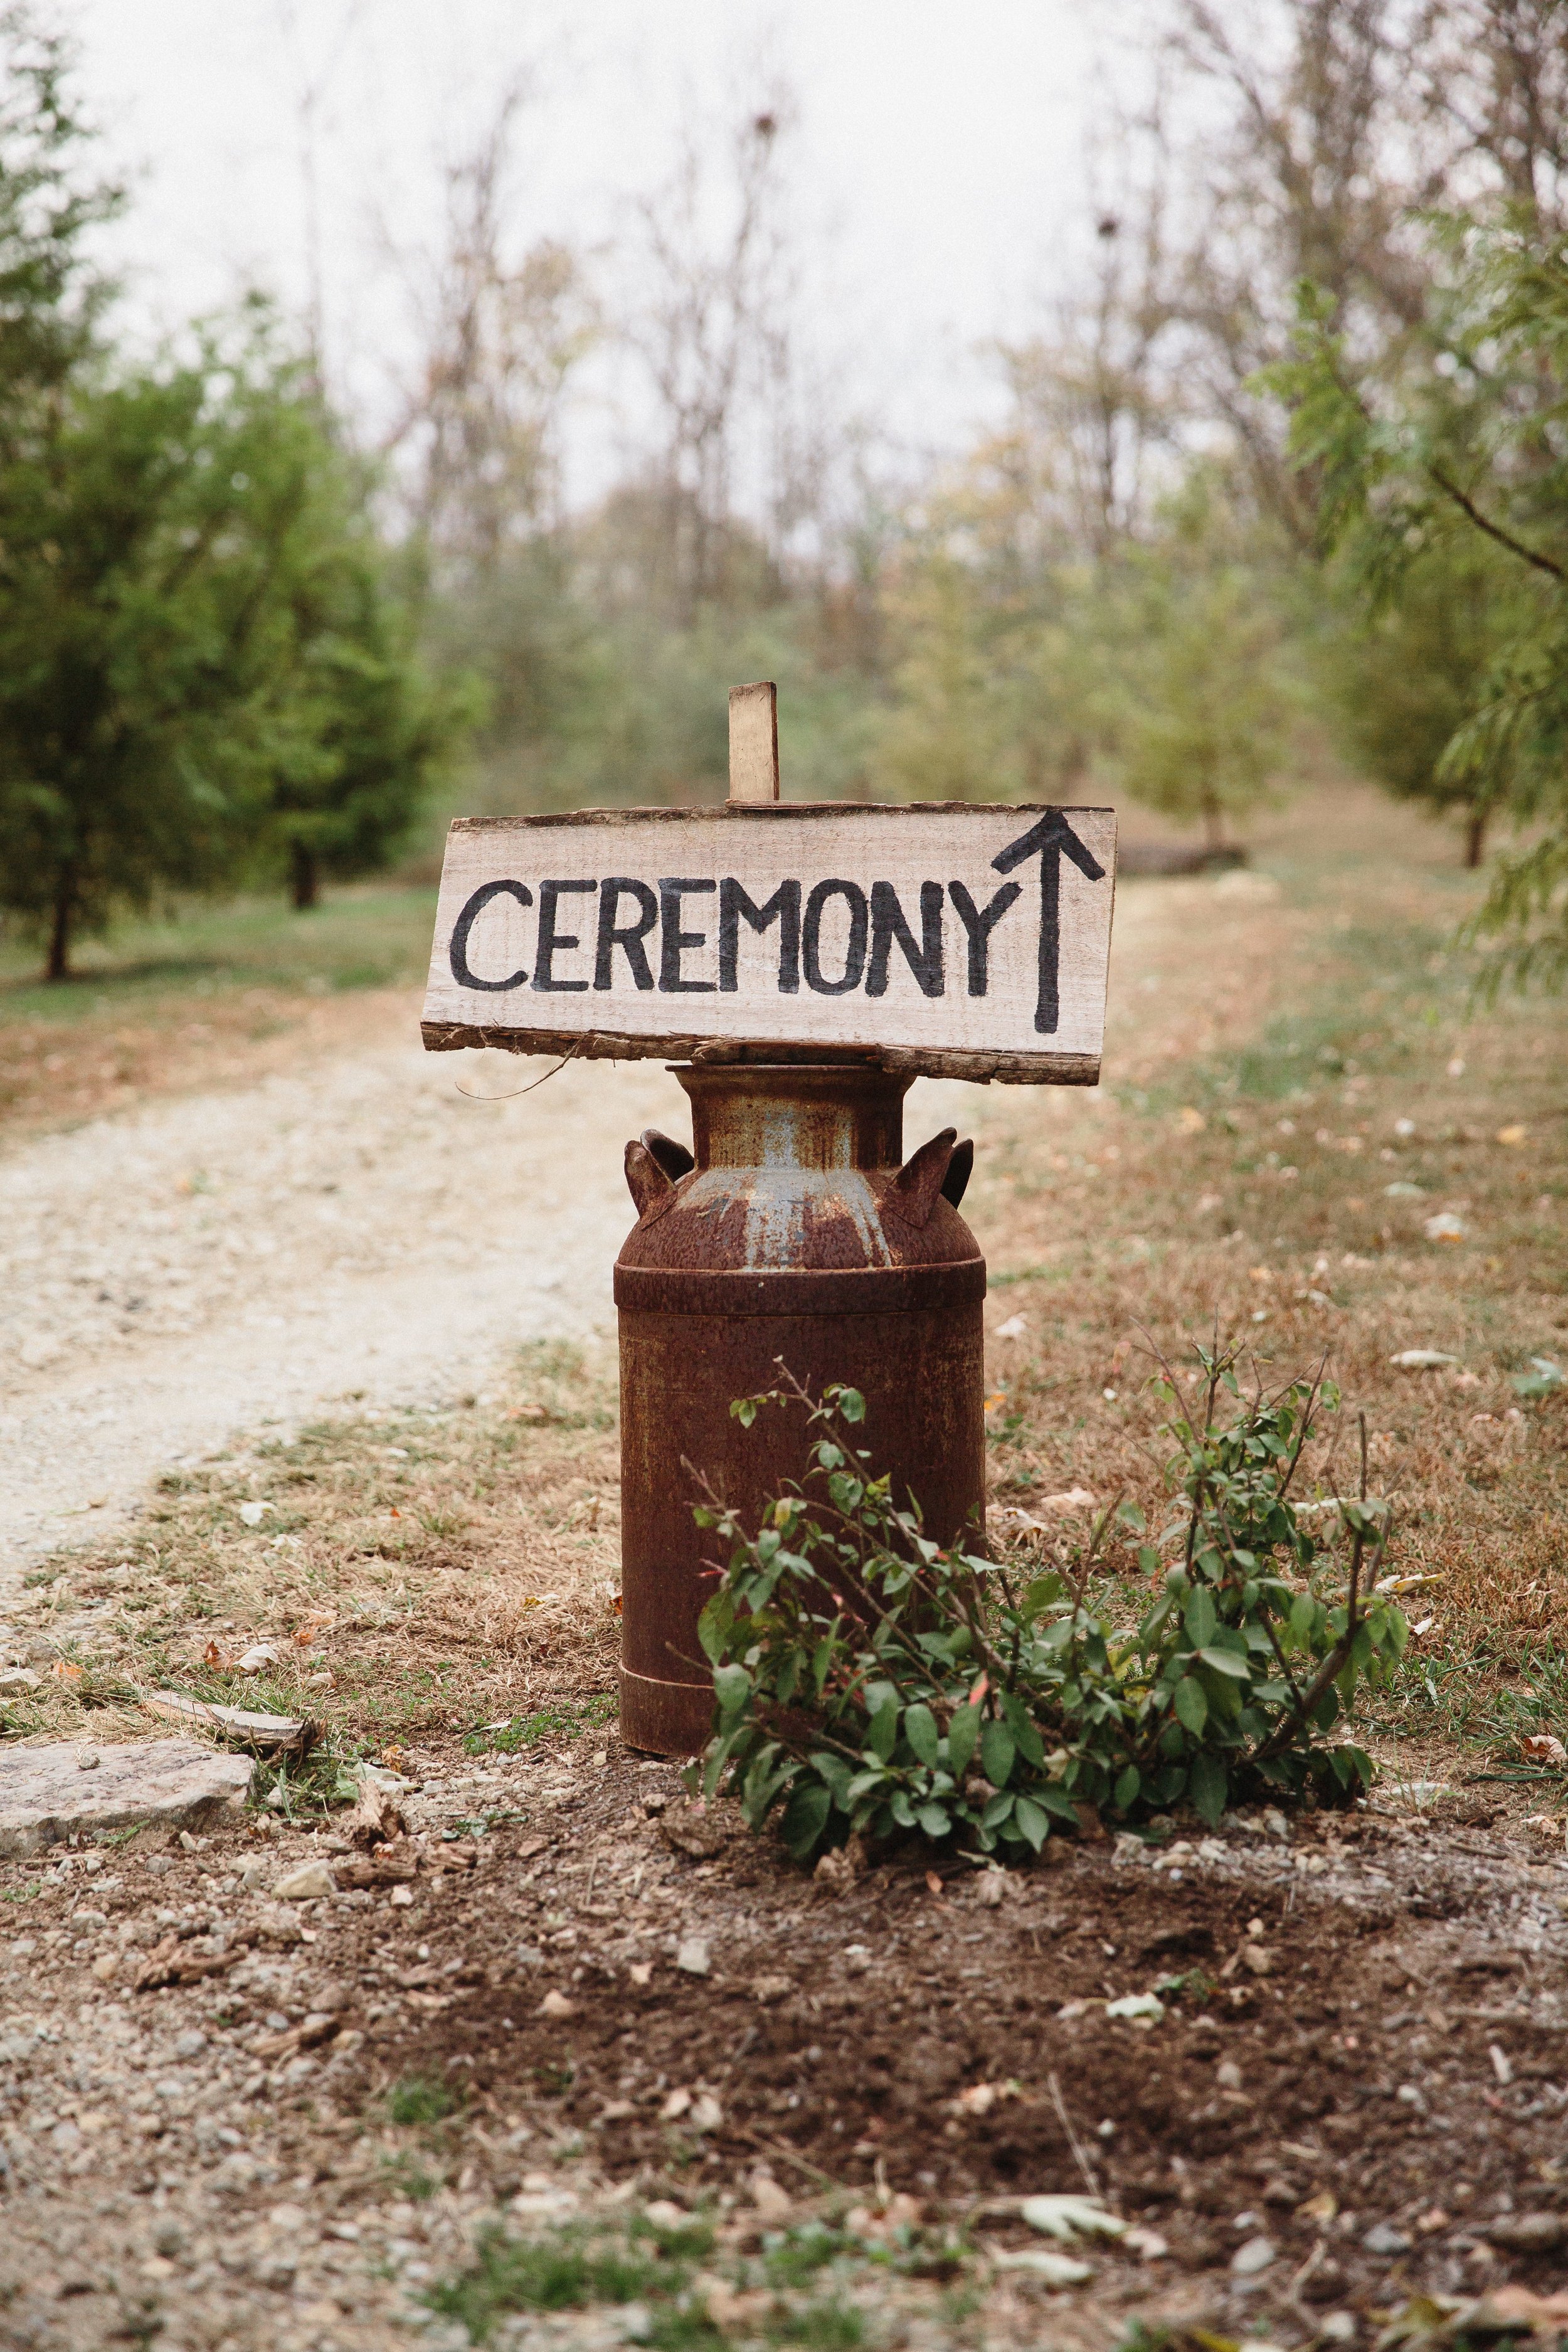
[4,1,1568,982]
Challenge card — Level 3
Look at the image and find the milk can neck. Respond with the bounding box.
[675,1065,909,1172]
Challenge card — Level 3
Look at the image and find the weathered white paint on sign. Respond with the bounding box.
[421,803,1117,1084]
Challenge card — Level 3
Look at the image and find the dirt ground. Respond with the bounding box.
[1,783,1566,2351]
[1,1742,1566,2352]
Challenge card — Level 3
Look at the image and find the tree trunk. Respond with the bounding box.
[290,843,319,911]
[1464,807,1488,869]
[46,883,72,982]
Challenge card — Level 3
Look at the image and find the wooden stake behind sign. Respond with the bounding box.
[728,681,779,805]
[421,689,1118,1085]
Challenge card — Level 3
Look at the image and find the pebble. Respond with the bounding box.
[675,1937,711,1977]
[1362,2223,1412,2256]
[1231,2236,1276,2277]
[273,1861,334,1902]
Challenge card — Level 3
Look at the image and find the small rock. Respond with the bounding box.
[389,1885,413,1907]
[813,1835,867,1895]
[1216,2060,1244,2092]
[1362,2223,1412,2257]
[1262,1809,1288,1840]
[689,2094,723,2132]
[627,1961,652,1987]
[660,2087,692,2119]
[1484,2213,1566,2254]
[0,1667,40,1693]
[750,2173,792,2221]
[753,1974,792,2004]
[273,1861,335,1903]
[90,1954,119,1982]
[1241,1943,1275,1977]
[675,1937,711,1977]
[539,1990,577,2018]
[1231,2236,1276,2277]
[77,1752,100,1772]
[0,1739,253,1857]
[660,1801,729,1861]
[975,1870,1007,1909]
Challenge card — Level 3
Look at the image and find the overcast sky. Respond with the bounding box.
[71,1,1129,497]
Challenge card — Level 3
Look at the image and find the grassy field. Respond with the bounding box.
[0,882,438,1133]
[3,785,1564,1806]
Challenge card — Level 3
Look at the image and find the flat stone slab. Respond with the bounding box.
[0,1739,254,1856]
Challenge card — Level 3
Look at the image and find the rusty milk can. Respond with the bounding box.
[615,1056,985,1755]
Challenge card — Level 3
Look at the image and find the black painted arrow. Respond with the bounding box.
[992,810,1108,1036]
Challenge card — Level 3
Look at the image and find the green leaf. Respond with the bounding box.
[981,1790,1015,1828]
[836,1388,867,1423]
[916,1802,951,1838]
[947,1701,981,1780]
[1012,1794,1049,1852]
[1114,1764,1140,1811]
[1023,1572,1065,1618]
[1196,1646,1251,1681]
[1189,1752,1227,1828]
[1173,1675,1208,1735]
[697,1591,734,1666]
[731,1397,758,1428]
[980,1718,1016,1788]
[781,1781,832,1858]
[712,1663,751,1720]
[1002,1695,1046,1768]
[1039,1784,1081,1825]
[1184,1588,1218,1648]
[867,1698,898,1764]
[904,1703,940,1766]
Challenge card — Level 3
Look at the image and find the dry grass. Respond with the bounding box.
[1,1340,625,1783]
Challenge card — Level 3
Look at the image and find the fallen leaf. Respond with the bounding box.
[48,1659,84,1686]
[1496,1125,1528,1146]
[1021,2195,1127,2243]
[1423,1210,1466,1244]
[201,1640,234,1670]
[292,1614,336,1650]
[995,1313,1029,1340]
[1124,2227,1168,2260]
[660,2087,692,2120]
[237,1643,282,1674]
[1175,1106,1206,1134]
[1391,1349,1459,1370]
[1521,1734,1567,1766]
[1106,1992,1165,2021]
[924,1870,943,1897]
[1037,1486,1098,1513]
[237,1502,271,1527]
[992,2250,1094,2284]
[689,2093,723,2132]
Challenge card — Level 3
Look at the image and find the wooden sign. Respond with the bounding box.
[422,801,1117,1086]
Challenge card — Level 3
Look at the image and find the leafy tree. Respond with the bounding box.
[1317,535,1526,865]
[0,322,449,973]
[1104,474,1295,849]
[1264,216,1568,985]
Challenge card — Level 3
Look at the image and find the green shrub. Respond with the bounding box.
[694,1350,1406,1859]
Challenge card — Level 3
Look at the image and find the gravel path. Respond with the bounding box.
[0,1037,681,1577]
[0,873,1283,1585]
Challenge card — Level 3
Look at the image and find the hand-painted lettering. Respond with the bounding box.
[532,878,596,992]
[719,877,800,993]
[802,879,868,995]
[948,879,1022,995]
[595,877,658,991]
[867,880,945,999]
[449,879,533,992]
[659,877,717,993]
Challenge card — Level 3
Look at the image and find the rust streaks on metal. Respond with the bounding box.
[616,1062,986,1756]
